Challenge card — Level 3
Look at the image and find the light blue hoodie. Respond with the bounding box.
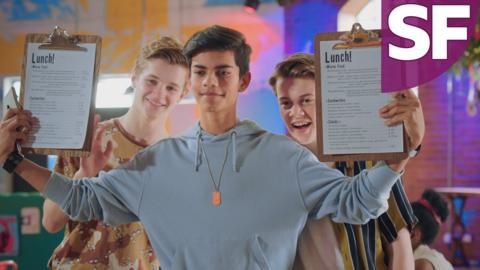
[44,120,401,270]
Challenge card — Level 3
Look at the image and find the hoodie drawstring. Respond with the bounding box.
[195,132,202,172]
[231,131,237,172]
[194,130,238,173]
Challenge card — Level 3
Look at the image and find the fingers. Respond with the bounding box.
[90,114,102,142]
[2,108,32,122]
[2,108,20,121]
[380,104,408,119]
[384,112,407,126]
[379,100,410,114]
[104,140,113,157]
[14,130,28,143]
[379,93,421,116]
[93,114,101,128]
[381,102,420,126]
[90,115,105,150]
[4,116,32,133]
[91,124,108,152]
[92,124,105,141]
[0,122,28,149]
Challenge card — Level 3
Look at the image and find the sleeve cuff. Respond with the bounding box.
[42,172,73,207]
[366,161,403,197]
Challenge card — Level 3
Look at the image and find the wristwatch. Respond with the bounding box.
[2,150,24,174]
[408,144,422,158]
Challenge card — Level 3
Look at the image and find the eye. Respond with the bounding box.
[280,101,292,110]
[146,79,157,86]
[302,98,314,105]
[194,70,206,76]
[166,85,178,92]
[217,69,231,77]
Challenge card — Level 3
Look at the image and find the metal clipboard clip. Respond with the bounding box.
[333,23,380,50]
[38,26,87,52]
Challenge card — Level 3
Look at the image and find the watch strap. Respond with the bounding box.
[2,151,24,174]
[408,144,422,158]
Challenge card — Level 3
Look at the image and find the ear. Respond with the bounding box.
[239,72,251,93]
[180,80,191,101]
[131,73,138,89]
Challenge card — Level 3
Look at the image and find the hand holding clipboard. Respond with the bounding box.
[0,87,33,164]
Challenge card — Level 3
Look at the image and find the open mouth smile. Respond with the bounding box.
[291,121,312,130]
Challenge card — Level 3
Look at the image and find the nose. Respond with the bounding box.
[150,85,168,102]
[202,72,219,88]
[289,104,305,117]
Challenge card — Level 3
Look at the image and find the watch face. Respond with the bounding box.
[409,145,421,158]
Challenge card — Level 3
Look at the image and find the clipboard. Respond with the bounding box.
[19,26,102,157]
[314,23,408,162]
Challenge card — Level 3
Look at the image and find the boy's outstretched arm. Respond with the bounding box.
[15,159,52,192]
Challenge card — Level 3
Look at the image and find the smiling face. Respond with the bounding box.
[131,58,188,120]
[276,77,317,146]
[190,50,250,114]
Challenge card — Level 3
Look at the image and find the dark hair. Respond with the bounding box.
[411,189,449,245]
[268,53,315,95]
[183,25,252,77]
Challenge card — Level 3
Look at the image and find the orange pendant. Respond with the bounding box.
[212,191,221,206]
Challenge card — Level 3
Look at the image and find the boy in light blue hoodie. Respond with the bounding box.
[2,25,420,270]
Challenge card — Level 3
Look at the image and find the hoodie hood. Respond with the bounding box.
[182,120,266,173]
[182,119,265,141]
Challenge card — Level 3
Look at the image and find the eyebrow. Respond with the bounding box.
[192,64,234,70]
[168,82,181,88]
[278,94,314,100]
[145,74,181,88]
[146,74,159,79]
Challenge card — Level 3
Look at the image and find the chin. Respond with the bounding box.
[287,128,308,140]
[145,107,167,118]
[201,105,219,113]
[289,133,306,145]
[200,101,223,112]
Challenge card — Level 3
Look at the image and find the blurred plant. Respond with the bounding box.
[450,14,480,116]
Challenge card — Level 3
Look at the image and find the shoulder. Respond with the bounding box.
[137,137,186,157]
[415,259,435,270]
[150,137,185,149]
[260,132,306,150]
[257,132,316,166]
[414,245,453,270]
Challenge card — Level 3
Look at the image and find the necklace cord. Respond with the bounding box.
[199,136,232,191]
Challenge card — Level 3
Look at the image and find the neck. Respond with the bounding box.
[200,110,238,135]
[301,140,335,167]
[304,141,318,155]
[119,109,169,145]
